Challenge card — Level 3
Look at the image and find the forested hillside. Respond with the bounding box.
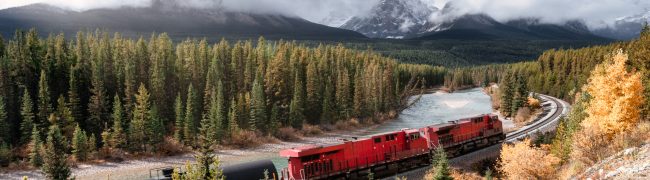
[478,26,650,179]
[0,29,445,170]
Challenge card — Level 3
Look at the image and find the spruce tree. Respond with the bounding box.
[147,105,164,150]
[500,73,514,117]
[29,126,43,167]
[130,83,150,151]
[305,61,321,123]
[228,98,240,136]
[289,71,305,129]
[67,66,83,128]
[174,93,184,142]
[268,104,280,135]
[320,80,336,124]
[213,80,226,140]
[37,70,52,128]
[20,89,35,144]
[110,95,126,149]
[42,125,71,180]
[184,84,197,145]
[0,96,8,143]
[431,146,452,180]
[249,72,266,132]
[72,124,88,161]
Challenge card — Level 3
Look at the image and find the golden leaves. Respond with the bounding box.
[583,50,644,137]
[499,139,560,180]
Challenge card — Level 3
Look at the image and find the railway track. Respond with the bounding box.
[383,94,570,179]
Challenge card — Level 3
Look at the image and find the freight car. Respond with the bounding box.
[279,114,504,180]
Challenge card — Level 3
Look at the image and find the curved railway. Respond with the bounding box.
[383,93,571,179]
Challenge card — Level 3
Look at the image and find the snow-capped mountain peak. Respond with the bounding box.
[339,0,437,38]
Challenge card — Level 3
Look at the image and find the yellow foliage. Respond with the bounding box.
[528,97,541,108]
[499,139,560,180]
[583,50,645,137]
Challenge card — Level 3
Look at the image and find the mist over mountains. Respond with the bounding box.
[0,0,366,40]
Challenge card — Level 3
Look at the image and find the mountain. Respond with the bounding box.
[340,0,437,39]
[416,14,606,41]
[593,11,649,40]
[0,1,366,41]
[339,0,607,41]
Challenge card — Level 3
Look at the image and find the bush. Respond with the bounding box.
[159,137,187,156]
[226,130,262,148]
[275,127,300,141]
[300,124,323,136]
[528,97,541,109]
[499,139,560,179]
[514,107,532,124]
[334,119,361,130]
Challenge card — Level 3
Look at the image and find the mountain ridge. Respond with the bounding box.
[0,2,366,41]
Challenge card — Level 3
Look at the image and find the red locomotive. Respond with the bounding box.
[279,114,504,180]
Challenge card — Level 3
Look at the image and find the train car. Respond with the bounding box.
[279,114,504,180]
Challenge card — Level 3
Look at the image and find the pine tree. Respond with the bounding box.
[29,126,43,167]
[289,71,306,129]
[110,95,126,149]
[174,93,184,142]
[305,61,321,123]
[72,124,88,161]
[0,96,8,143]
[320,79,336,124]
[37,70,53,129]
[55,96,75,139]
[249,72,266,132]
[87,133,97,156]
[228,98,240,136]
[431,146,452,180]
[335,69,351,119]
[500,73,514,117]
[20,89,35,144]
[67,66,83,128]
[130,83,150,151]
[147,106,165,150]
[213,80,227,140]
[184,84,197,145]
[42,125,71,180]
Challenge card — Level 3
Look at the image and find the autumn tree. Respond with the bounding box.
[109,95,126,149]
[581,50,644,137]
[130,83,150,151]
[499,139,559,179]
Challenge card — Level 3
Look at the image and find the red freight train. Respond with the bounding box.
[279,114,505,180]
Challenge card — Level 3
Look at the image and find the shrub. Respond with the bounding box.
[275,127,300,141]
[514,107,532,124]
[528,97,541,109]
[159,137,187,156]
[226,130,262,148]
[499,139,560,179]
[300,124,323,136]
[334,119,361,130]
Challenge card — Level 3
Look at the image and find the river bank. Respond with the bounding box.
[1,88,495,180]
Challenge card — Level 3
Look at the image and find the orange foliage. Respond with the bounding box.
[582,50,644,137]
[527,97,541,109]
[499,139,560,180]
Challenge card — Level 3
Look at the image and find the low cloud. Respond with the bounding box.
[1,0,649,29]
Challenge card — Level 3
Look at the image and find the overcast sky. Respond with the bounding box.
[1,0,649,29]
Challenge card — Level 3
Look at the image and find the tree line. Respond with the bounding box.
[0,29,447,177]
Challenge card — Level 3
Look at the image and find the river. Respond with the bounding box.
[266,87,493,171]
